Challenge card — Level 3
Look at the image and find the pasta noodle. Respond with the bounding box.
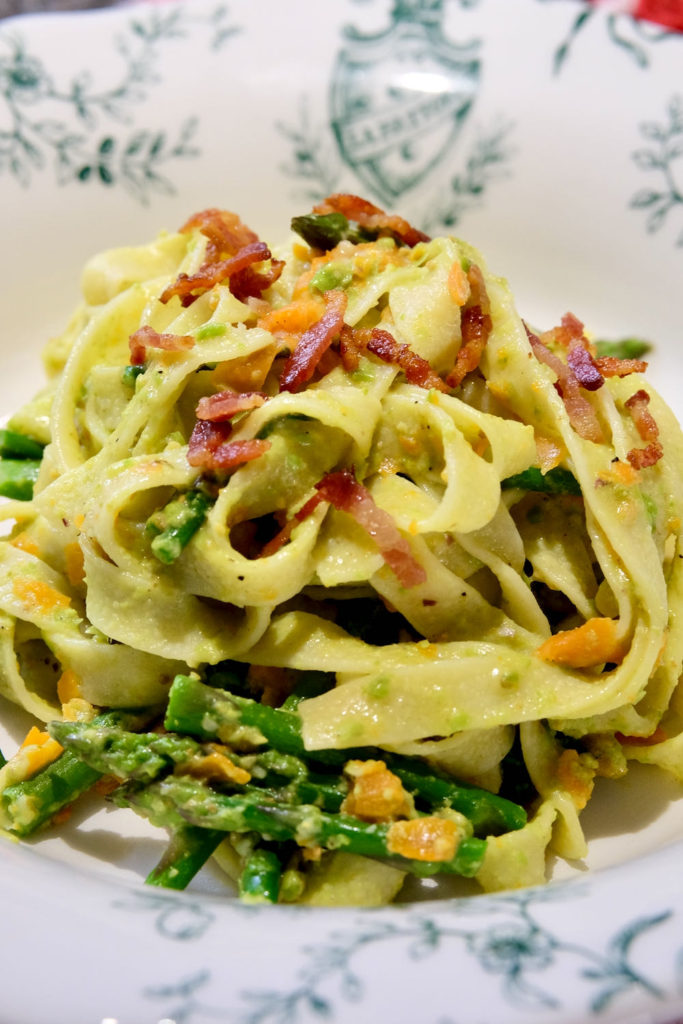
[0,195,681,903]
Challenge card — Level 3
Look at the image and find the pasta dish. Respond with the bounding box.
[0,193,680,905]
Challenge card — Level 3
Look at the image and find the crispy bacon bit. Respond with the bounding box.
[342,325,447,391]
[315,469,427,588]
[128,325,195,365]
[313,192,430,248]
[624,388,663,469]
[258,492,325,558]
[187,419,231,462]
[594,356,648,378]
[160,241,273,306]
[230,257,285,304]
[173,209,285,305]
[187,418,270,472]
[446,264,492,388]
[180,208,259,260]
[526,326,604,444]
[542,312,606,392]
[279,289,348,392]
[365,328,449,392]
[189,435,271,472]
[626,442,663,470]
[212,440,264,472]
[195,390,267,422]
[567,344,604,391]
[625,389,659,441]
[339,324,362,373]
[199,421,231,449]
[549,312,586,348]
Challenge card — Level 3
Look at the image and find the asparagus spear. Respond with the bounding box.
[164,675,527,835]
[0,458,41,500]
[0,428,45,460]
[594,337,651,360]
[501,466,581,497]
[0,710,153,837]
[117,776,487,879]
[291,213,374,251]
[48,720,349,813]
[121,364,146,388]
[48,719,347,890]
[146,488,214,564]
[146,825,225,890]
[47,721,212,782]
[239,848,282,903]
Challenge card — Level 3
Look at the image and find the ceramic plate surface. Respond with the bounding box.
[1,2,683,1022]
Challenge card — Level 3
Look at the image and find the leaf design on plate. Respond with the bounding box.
[0,7,238,199]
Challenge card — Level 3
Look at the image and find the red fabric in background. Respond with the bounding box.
[589,0,683,30]
[634,0,683,30]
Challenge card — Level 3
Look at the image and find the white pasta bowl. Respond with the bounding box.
[1,2,682,1023]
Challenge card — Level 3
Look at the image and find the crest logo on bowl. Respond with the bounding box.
[330,0,481,204]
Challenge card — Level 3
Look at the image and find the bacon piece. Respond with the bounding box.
[279,289,348,392]
[160,241,273,306]
[259,492,325,558]
[208,438,271,471]
[446,265,492,388]
[365,328,449,392]
[179,208,259,261]
[342,325,447,391]
[187,419,231,464]
[230,257,285,303]
[625,389,659,441]
[624,388,663,469]
[627,442,663,470]
[187,425,271,472]
[315,469,427,588]
[527,326,604,444]
[567,345,604,391]
[549,312,586,348]
[543,313,606,391]
[595,356,649,378]
[128,325,195,365]
[196,390,267,422]
[339,324,362,373]
[173,209,284,303]
[313,193,430,248]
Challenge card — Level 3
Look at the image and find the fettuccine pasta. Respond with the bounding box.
[0,194,680,902]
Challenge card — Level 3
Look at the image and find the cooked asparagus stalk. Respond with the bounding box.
[0,710,153,836]
[145,488,214,564]
[164,674,527,835]
[116,775,487,879]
